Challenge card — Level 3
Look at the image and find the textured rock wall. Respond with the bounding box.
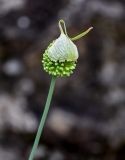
[0,0,125,159]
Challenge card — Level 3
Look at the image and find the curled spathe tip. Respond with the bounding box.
[71,26,93,41]
[58,19,68,36]
[58,19,93,41]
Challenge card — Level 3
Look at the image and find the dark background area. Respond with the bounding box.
[0,0,125,159]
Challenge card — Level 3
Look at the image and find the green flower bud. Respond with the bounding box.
[42,42,76,77]
[42,20,93,77]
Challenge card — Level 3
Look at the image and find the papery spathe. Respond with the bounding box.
[47,33,79,62]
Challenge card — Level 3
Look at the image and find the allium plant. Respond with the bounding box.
[28,19,93,160]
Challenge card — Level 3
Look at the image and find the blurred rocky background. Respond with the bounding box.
[0,0,125,159]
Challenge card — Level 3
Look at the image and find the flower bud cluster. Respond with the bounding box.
[42,20,92,77]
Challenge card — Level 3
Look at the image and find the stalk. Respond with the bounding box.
[28,76,56,160]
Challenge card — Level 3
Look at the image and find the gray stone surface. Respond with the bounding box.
[0,0,125,159]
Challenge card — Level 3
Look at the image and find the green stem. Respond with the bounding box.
[28,76,56,160]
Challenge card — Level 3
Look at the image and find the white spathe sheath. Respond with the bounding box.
[48,33,79,62]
